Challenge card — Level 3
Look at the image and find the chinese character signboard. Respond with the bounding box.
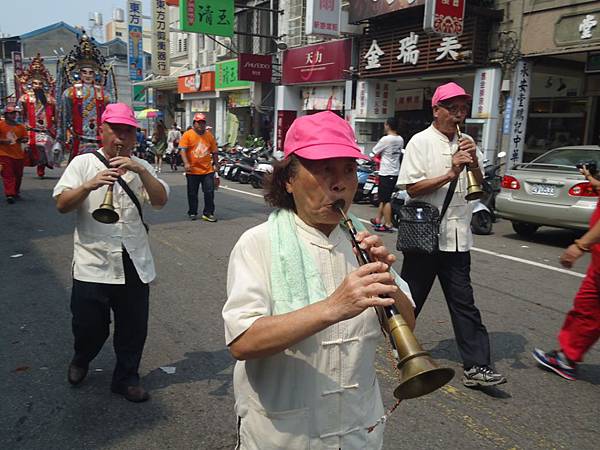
[508,60,531,165]
[151,0,170,76]
[282,39,352,85]
[238,54,272,83]
[276,111,297,152]
[349,0,424,23]
[12,51,23,98]
[166,0,179,5]
[216,60,252,90]
[395,89,423,111]
[355,81,395,118]
[424,0,466,36]
[471,67,501,119]
[128,0,144,81]
[180,0,233,37]
[358,14,491,77]
[178,70,215,94]
[306,0,341,37]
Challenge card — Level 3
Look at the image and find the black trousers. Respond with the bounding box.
[70,250,149,390]
[401,251,491,369]
[186,172,215,216]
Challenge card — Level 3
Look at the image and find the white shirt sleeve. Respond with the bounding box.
[52,155,86,199]
[369,135,389,157]
[397,136,428,189]
[223,225,272,346]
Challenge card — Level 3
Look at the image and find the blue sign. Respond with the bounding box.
[503,96,512,135]
[128,0,144,81]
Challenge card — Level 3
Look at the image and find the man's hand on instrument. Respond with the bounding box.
[449,150,473,178]
[109,156,145,175]
[326,261,398,322]
[83,169,120,191]
[355,230,396,267]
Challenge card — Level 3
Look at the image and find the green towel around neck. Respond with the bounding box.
[268,209,409,315]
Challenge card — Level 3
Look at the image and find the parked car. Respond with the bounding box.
[495,145,600,237]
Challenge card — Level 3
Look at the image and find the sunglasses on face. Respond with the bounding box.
[437,103,470,115]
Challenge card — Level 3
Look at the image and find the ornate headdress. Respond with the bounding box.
[17,54,55,92]
[62,32,107,84]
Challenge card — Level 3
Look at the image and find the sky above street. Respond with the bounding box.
[0,0,152,38]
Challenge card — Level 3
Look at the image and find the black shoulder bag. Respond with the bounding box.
[92,151,149,233]
[396,178,458,254]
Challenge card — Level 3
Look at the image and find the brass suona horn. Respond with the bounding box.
[334,200,455,399]
[456,124,484,201]
[92,145,121,224]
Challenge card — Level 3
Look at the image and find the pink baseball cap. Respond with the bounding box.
[431,82,472,107]
[101,103,139,128]
[284,111,367,160]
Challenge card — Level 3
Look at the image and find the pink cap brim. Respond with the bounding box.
[292,144,369,161]
[103,117,139,128]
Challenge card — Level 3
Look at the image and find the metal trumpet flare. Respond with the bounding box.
[456,124,484,201]
[333,200,454,399]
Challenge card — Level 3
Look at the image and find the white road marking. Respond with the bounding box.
[221,185,587,279]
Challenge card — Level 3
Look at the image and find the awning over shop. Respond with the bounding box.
[133,77,178,91]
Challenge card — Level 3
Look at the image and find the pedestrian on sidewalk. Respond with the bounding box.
[151,120,167,173]
[369,117,404,232]
[397,82,506,388]
[532,165,600,380]
[0,105,28,204]
[167,122,181,171]
[53,103,169,402]
[179,112,219,222]
[223,111,415,449]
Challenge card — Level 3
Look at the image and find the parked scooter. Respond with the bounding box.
[249,161,273,188]
[470,152,506,235]
[353,160,376,203]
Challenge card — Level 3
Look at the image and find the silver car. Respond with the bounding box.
[496,146,600,237]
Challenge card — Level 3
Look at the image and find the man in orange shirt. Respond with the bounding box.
[178,113,219,221]
[0,105,29,203]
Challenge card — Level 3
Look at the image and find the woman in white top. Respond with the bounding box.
[222,111,415,450]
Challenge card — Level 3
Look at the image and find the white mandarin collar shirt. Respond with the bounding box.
[397,125,483,252]
[53,149,169,284]
[223,214,414,450]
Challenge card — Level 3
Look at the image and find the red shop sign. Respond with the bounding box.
[423,0,466,36]
[238,53,272,83]
[282,39,352,85]
[178,70,215,94]
[276,110,297,152]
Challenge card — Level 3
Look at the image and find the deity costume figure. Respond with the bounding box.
[17,54,57,178]
[56,33,116,160]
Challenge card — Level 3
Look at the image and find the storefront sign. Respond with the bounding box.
[423,0,466,36]
[302,86,344,110]
[180,0,234,38]
[508,60,531,165]
[127,0,144,81]
[306,0,341,37]
[358,15,490,77]
[238,54,272,83]
[151,0,170,75]
[178,71,215,93]
[216,59,252,90]
[356,81,395,118]
[12,51,23,98]
[276,110,297,152]
[395,88,423,111]
[349,0,424,24]
[166,0,179,5]
[228,92,252,108]
[471,67,501,119]
[191,99,210,111]
[502,96,512,135]
[282,39,352,85]
[555,10,600,46]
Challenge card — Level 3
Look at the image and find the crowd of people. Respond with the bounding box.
[1,76,598,448]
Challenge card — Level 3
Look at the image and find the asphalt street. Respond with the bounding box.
[1,166,599,450]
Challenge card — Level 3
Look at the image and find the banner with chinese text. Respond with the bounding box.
[151,0,170,75]
[508,60,531,165]
[423,0,466,36]
[282,39,352,85]
[306,0,341,37]
[128,0,144,81]
[180,0,234,37]
[216,60,252,90]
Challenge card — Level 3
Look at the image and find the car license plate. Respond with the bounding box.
[531,184,555,196]
[363,182,374,191]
